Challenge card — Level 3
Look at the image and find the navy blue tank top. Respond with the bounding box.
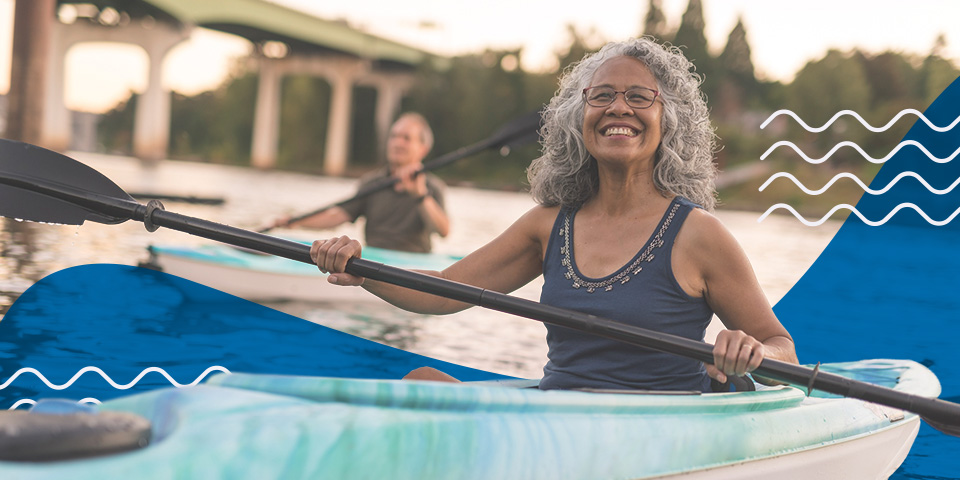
[539,196,714,392]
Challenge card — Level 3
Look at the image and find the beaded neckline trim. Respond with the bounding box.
[559,202,680,293]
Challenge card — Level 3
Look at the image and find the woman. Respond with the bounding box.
[311,37,798,392]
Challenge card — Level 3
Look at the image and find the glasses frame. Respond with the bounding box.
[582,86,660,109]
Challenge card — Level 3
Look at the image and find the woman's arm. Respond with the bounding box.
[312,205,557,315]
[674,209,799,383]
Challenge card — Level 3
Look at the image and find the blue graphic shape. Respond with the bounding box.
[857,82,960,227]
[774,76,960,478]
[0,264,508,409]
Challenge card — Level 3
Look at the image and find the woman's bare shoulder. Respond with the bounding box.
[493,204,563,253]
[681,208,732,242]
[509,204,562,231]
[675,207,746,266]
[527,204,562,220]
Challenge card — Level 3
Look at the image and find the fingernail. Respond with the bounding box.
[328,276,338,285]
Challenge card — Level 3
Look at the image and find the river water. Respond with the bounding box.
[0,151,839,379]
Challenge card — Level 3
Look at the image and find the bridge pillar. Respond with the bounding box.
[323,70,355,176]
[369,74,413,158]
[132,23,190,162]
[132,45,169,161]
[7,0,55,146]
[41,22,70,151]
[248,54,417,174]
[42,18,189,158]
[251,58,282,169]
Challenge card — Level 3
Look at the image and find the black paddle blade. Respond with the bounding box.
[922,415,960,437]
[0,139,134,225]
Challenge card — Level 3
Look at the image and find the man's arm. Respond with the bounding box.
[393,164,450,238]
[285,206,352,230]
[418,195,449,237]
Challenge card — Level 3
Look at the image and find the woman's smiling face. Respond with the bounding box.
[582,56,663,169]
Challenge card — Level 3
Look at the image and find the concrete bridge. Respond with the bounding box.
[34,0,443,174]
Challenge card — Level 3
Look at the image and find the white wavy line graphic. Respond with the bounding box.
[760,140,960,164]
[9,399,35,409]
[8,398,101,410]
[0,365,231,391]
[758,203,960,226]
[759,171,960,195]
[760,109,960,132]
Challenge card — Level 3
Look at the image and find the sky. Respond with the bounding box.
[1,0,959,113]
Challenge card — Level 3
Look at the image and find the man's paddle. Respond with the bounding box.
[128,192,225,206]
[2,138,959,436]
[264,110,542,233]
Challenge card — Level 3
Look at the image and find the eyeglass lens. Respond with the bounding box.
[584,87,657,108]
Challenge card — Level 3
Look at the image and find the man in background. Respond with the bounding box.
[280,112,449,253]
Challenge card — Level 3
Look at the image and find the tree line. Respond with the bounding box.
[97,0,960,207]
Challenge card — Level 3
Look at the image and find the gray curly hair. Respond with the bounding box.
[527,37,718,210]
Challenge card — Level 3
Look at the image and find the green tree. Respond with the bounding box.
[169,90,217,160]
[855,51,924,154]
[858,52,918,108]
[787,50,871,121]
[718,18,755,86]
[277,75,329,172]
[712,17,763,168]
[554,25,601,73]
[672,0,716,100]
[714,17,758,120]
[642,0,669,41]
[920,34,960,106]
[784,50,872,166]
[96,92,135,155]
[348,86,379,169]
[204,71,257,165]
[403,49,553,188]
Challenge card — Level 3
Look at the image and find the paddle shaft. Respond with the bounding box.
[268,136,501,231]
[129,192,225,205]
[346,260,960,426]
[2,161,959,431]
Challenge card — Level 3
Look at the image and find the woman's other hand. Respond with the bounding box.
[310,236,365,286]
[705,329,765,384]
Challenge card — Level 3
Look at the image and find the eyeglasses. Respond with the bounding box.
[582,86,659,109]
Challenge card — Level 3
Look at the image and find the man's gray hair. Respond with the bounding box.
[396,112,434,153]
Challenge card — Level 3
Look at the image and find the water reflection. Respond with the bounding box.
[1,219,45,314]
[275,301,432,351]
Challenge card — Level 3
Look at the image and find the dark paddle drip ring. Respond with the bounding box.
[143,199,165,232]
[807,362,821,396]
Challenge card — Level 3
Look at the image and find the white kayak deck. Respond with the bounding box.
[0,359,938,480]
[144,243,463,302]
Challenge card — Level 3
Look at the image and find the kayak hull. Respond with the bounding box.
[0,359,937,479]
[142,243,462,303]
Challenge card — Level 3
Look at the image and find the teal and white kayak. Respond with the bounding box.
[0,359,937,479]
[142,243,462,302]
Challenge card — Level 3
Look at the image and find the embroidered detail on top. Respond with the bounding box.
[560,202,680,293]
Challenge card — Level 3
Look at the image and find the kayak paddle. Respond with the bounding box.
[128,192,225,205]
[2,138,959,436]
[264,109,542,233]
